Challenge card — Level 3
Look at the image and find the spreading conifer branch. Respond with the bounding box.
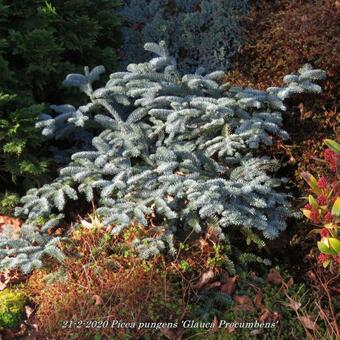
[0,41,326,273]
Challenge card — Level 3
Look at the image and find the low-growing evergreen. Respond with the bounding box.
[0,41,326,273]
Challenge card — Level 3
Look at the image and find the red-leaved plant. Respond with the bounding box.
[301,139,340,268]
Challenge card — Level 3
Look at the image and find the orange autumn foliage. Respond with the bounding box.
[0,215,22,232]
[225,0,339,187]
[226,0,339,97]
[26,228,188,339]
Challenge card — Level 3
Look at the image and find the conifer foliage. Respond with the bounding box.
[0,0,122,207]
[0,0,122,104]
[0,41,326,273]
[120,0,248,72]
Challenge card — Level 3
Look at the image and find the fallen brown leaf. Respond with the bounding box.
[286,277,294,288]
[193,270,215,290]
[272,311,282,322]
[227,326,236,333]
[220,275,238,295]
[199,238,209,253]
[0,322,27,339]
[206,227,220,243]
[267,268,282,285]
[0,269,26,291]
[254,290,265,309]
[305,270,317,282]
[233,295,255,312]
[286,299,301,312]
[210,316,219,333]
[233,304,255,312]
[54,228,63,236]
[14,323,27,337]
[25,305,34,319]
[0,215,22,233]
[0,328,15,340]
[0,280,6,291]
[21,336,37,340]
[259,309,272,322]
[298,315,318,331]
[92,294,103,305]
[234,295,253,305]
[204,281,221,290]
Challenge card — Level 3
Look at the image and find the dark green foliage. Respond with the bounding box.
[0,0,122,208]
[0,192,20,215]
[0,92,50,194]
[195,290,233,321]
[0,0,122,104]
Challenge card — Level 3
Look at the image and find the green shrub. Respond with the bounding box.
[0,0,122,104]
[0,0,122,208]
[0,192,20,215]
[0,288,27,329]
[0,91,50,196]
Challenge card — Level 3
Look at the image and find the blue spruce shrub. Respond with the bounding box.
[0,42,326,273]
[120,0,249,73]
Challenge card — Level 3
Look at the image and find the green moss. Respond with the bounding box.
[0,288,27,328]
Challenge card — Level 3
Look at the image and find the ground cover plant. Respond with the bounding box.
[0,288,27,329]
[0,40,327,274]
[16,226,340,339]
